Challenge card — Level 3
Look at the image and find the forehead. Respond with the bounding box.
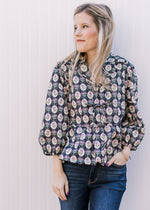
[74,12,94,25]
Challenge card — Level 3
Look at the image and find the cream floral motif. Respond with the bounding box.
[38,53,145,166]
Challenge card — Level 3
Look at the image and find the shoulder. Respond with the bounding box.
[110,53,138,84]
[107,52,135,68]
[51,58,73,84]
[55,58,73,73]
[104,53,137,82]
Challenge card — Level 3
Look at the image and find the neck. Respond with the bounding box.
[86,50,97,67]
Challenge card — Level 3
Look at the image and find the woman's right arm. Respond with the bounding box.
[38,63,69,157]
[52,155,69,201]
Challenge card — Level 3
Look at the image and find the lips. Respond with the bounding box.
[76,39,85,42]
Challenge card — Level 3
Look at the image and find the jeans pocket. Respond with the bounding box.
[111,162,126,168]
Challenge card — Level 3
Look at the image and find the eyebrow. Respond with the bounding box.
[74,23,89,26]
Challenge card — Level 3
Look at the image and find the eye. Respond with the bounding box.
[83,25,88,29]
[74,26,77,31]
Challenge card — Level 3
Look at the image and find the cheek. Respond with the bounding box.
[86,30,98,44]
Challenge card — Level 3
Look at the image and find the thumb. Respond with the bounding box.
[64,180,69,196]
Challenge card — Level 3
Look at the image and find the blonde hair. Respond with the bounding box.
[64,3,114,89]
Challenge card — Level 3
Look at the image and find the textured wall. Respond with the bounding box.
[0,0,149,209]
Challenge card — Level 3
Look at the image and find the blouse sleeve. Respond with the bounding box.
[121,64,145,151]
[38,63,69,155]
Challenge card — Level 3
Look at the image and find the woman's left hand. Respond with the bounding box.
[106,146,131,167]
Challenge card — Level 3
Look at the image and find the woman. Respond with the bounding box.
[38,3,145,210]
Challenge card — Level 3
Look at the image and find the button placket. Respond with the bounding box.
[90,125,96,159]
[91,88,101,159]
[92,128,97,158]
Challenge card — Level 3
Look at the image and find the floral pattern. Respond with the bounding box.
[38,53,145,166]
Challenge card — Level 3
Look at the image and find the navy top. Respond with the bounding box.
[38,53,145,166]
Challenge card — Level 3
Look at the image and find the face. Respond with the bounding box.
[74,12,99,55]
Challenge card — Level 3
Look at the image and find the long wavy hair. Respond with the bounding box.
[64,3,114,89]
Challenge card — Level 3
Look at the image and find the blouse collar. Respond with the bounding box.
[77,52,114,79]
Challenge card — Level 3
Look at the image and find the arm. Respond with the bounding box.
[121,64,145,150]
[38,63,70,200]
[38,62,69,155]
[107,64,145,167]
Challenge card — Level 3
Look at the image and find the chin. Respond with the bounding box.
[77,48,87,53]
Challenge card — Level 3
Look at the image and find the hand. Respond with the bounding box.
[106,146,131,167]
[52,155,69,201]
[52,170,69,201]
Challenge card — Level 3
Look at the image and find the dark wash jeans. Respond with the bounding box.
[59,161,127,210]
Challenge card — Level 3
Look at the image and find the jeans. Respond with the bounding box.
[59,161,127,210]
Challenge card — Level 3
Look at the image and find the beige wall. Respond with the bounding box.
[0,0,149,209]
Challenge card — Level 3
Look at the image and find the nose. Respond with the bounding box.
[75,28,82,36]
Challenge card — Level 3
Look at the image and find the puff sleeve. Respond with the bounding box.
[38,62,69,155]
[121,64,145,151]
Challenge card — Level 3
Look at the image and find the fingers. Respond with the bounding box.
[59,187,67,201]
[52,184,67,201]
[106,152,127,167]
[106,156,115,167]
[64,180,69,196]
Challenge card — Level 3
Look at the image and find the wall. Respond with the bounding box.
[0,0,149,209]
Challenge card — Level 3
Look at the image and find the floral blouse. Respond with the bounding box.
[38,53,145,166]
